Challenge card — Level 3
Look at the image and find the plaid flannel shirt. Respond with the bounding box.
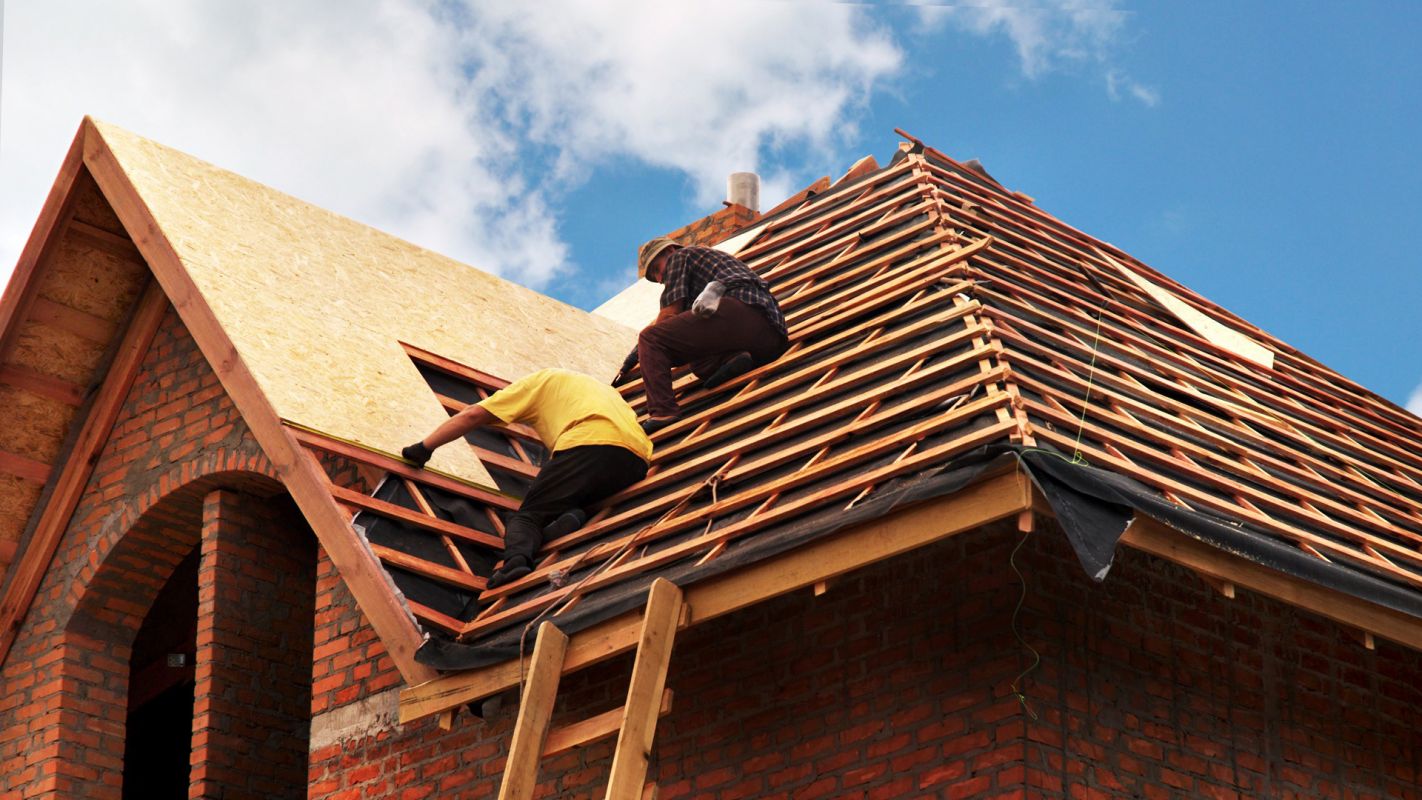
[659,246,787,337]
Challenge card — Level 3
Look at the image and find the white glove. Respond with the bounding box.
[692,281,726,318]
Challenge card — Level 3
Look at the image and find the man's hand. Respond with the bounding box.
[692,281,726,318]
[401,441,434,467]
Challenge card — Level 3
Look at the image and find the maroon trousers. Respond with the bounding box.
[637,297,788,417]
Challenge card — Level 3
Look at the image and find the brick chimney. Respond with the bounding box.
[661,172,761,248]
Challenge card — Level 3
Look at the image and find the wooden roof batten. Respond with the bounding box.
[402,143,1422,727]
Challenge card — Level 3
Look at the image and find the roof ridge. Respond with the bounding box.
[910,153,1038,451]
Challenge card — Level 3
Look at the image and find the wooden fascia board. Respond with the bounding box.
[79,120,438,684]
[398,467,1032,723]
[1118,515,1422,651]
[0,280,168,666]
[0,126,87,362]
[1020,487,1422,651]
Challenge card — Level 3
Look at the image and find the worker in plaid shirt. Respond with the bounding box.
[620,237,789,433]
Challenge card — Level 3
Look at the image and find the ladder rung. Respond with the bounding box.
[543,689,673,757]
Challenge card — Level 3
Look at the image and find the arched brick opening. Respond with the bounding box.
[53,463,317,800]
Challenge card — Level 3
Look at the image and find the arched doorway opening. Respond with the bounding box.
[60,468,316,799]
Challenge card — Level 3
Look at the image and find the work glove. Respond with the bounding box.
[612,347,640,386]
[692,281,726,318]
[401,441,434,467]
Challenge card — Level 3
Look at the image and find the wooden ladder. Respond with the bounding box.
[498,578,683,800]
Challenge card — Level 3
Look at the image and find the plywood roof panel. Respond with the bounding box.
[92,120,638,486]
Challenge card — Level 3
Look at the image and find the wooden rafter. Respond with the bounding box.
[0,364,86,406]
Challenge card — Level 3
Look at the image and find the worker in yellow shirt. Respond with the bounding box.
[402,368,652,589]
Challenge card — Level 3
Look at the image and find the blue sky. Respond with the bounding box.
[2,1,1419,412]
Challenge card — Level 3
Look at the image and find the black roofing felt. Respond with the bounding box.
[410,445,1422,672]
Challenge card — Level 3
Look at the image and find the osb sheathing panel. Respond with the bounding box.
[0,474,43,544]
[593,278,661,330]
[93,120,638,486]
[37,236,147,321]
[9,321,105,385]
[69,170,127,235]
[0,386,74,462]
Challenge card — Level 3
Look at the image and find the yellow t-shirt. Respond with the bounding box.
[477,368,652,462]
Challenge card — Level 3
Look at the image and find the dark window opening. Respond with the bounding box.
[122,547,199,800]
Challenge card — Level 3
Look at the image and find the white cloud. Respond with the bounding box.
[1407,383,1422,417]
[1,1,1151,297]
[447,1,901,207]
[0,0,900,290]
[1107,68,1159,107]
[916,0,1157,105]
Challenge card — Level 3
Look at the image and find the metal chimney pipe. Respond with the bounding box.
[727,172,760,213]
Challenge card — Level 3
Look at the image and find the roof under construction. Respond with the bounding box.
[371,135,1422,683]
[3,120,1421,725]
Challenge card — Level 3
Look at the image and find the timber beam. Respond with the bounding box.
[1120,515,1422,651]
[399,468,1032,722]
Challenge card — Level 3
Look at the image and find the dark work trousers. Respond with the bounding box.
[502,444,648,563]
[637,297,789,418]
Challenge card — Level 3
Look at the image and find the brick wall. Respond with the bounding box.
[311,551,402,719]
[309,522,1422,800]
[0,304,308,799]
[192,488,315,799]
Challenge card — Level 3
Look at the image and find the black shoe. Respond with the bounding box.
[703,352,754,390]
[641,415,681,435]
[543,509,587,539]
[487,555,532,589]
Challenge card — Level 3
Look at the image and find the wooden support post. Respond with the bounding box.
[498,622,569,800]
[606,579,683,800]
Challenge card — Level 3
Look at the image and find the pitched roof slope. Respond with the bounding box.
[0,119,637,679]
[90,120,636,485]
[385,138,1422,677]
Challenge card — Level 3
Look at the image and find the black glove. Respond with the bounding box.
[401,441,433,467]
[613,347,640,386]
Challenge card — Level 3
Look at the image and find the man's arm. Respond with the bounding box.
[652,301,684,324]
[402,403,498,466]
[424,403,498,449]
